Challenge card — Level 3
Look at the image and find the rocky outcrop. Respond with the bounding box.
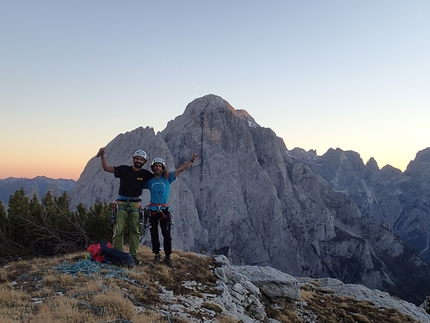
[69,94,430,304]
[212,255,300,322]
[289,146,430,267]
[156,255,430,323]
[298,276,430,323]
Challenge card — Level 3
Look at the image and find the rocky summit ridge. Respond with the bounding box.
[69,94,430,305]
[288,146,430,264]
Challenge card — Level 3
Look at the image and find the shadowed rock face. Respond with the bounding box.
[69,94,430,304]
[290,145,430,267]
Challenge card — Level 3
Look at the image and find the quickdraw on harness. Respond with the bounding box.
[141,203,174,234]
[149,203,169,220]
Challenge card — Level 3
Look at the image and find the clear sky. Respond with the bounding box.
[1,1,429,180]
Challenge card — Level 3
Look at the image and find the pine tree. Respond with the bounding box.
[0,200,8,235]
[28,194,43,223]
[7,188,31,248]
[40,191,80,254]
[43,191,57,227]
[86,202,112,243]
[0,200,10,263]
[3,189,122,261]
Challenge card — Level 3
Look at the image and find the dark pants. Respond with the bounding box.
[150,208,172,257]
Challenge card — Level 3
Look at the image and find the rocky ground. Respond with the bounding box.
[1,246,429,323]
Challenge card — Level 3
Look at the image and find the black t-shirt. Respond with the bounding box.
[114,165,154,197]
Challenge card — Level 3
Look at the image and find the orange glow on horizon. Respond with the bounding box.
[0,161,84,181]
[0,154,411,181]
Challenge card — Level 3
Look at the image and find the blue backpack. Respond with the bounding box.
[99,241,135,267]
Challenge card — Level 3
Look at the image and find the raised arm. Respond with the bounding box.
[97,147,115,173]
[174,153,198,178]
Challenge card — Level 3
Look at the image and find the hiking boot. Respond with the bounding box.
[133,255,142,266]
[164,257,174,267]
[154,254,161,264]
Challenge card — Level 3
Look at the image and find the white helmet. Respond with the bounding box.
[151,157,166,170]
[133,149,147,160]
[151,157,165,167]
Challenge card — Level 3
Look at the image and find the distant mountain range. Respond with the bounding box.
[0,176,76,206]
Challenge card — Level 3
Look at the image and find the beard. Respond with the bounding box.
[133,161,143,169]
[154,169,163,175]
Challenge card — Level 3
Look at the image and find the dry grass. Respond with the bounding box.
[298,284,419,323]
[0,245,220,323]
[0,246,422,323]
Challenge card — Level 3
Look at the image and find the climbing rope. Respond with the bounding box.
[15,259,172,323]
[52,259,172,322]
[16,274,44,290]
[54,259,149,289]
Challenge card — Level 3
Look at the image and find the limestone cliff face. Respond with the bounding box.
[395,149,430,261]
[289,146,430,267]
[69,94,430,304]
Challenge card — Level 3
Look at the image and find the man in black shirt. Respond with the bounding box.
[98,147,154,265]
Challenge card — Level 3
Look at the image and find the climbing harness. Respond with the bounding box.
[149,203,169,221]
[148,203,174,230]
[111,198,142,228]
[116,198,141,214]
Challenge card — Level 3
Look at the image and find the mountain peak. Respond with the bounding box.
[184,94,260,128]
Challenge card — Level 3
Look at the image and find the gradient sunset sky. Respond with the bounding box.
[1,1,429,180]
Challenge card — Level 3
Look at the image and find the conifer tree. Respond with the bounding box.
[0,200,10,262]
[52,191,73,233]
[0,200,8,235]
[75,203,87,224]
[3,189,134,260]
[86,202,112,243]
[39,191,78,254]
[28,194,43,223]
[43,191,57,227]
[7,188,30,247]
